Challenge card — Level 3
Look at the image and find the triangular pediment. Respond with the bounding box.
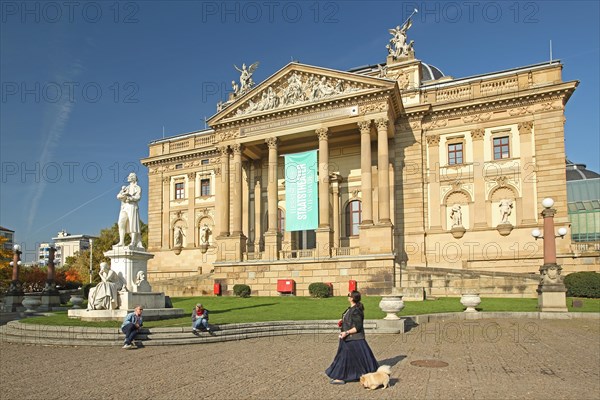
[208,62,399,126]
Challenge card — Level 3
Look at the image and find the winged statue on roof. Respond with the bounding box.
[233,62,260,95]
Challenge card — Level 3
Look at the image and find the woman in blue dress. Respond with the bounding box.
[325,290,379,384]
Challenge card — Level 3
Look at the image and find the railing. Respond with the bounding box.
[169,140,190,151]
[570,242,600,253]
[195,134,216,147]
[436,86,471,102]
[331,247,360,256]
[480,77,519,96]
[279,249,316,259]
[243,252,263,261]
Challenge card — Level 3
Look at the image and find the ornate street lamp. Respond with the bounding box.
[531,198,568,312]
[42,245,58,294]
[7,244,23,295]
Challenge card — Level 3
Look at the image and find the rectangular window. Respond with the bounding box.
[175,182,185,199]
[200,179,211,196]
[493,136,510,160]
[448,143,463,165]
[201,159,209,165]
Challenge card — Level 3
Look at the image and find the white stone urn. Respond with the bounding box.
[70,294,84,309]
[378,290,405,320]
[22,295,41,313]
[460,293,481,312]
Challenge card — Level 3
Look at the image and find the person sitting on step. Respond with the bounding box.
[192,303,212,334]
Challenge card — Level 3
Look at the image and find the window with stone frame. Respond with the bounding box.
[175,182,185,199]
[493,136,510,160]
[200,178,211,196]
[447,141,464,165]
[345,200,362,237]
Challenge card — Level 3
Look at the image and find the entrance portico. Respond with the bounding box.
[207,62,403,266]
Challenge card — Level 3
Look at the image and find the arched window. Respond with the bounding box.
[278,208,285,233]
[345,200,362,236]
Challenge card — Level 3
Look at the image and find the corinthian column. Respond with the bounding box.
[265,137,278,233]
[358,120,373,225]
[218,145,230,236]
[231,143,244,236]
[264,137,279,260]
[317,127,330,228]
[376,118,391,224]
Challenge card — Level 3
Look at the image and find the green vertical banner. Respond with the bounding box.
[284,150,318,231]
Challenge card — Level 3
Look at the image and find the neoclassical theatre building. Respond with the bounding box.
[142,25,591,297]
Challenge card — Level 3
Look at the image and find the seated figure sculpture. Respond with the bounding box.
[87,262,126,310]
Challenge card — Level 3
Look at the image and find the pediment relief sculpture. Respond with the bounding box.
[227,72,369,118]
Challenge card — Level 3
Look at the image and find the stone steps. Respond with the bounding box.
[0,319,381,347]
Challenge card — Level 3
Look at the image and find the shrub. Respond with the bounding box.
[564,272,600,298]
[309,282,332,298]
[233,284,251,298]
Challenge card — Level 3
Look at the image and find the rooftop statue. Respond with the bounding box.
[233,62,259,95]
[387,10,418,59]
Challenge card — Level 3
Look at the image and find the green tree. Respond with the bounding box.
[62,221,148,284]
[0,237,13,289]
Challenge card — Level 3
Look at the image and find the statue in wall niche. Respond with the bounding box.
[87,262,127,311]
[117,172,143,248]
[174,225,185,248]
[200,224,211,245]
[499,199,514,224]
[450,204,463,227]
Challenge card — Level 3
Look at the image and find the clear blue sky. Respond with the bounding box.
[1,1,599,262]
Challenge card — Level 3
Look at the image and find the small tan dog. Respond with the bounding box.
[359,365,392,390]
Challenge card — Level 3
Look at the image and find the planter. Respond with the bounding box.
[22,295,41,313]
[70,294,84,309]
[460,293,481,312]
[378,293,405,320]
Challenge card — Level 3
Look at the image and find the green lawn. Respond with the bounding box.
[19,296,600,328]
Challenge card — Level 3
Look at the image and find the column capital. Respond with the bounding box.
[518,121,533,135]
[316,127,329,141]
[187,172,196,180]
[265,137,278,149]
[162,176,170,184]
[231,143,243,155]
[217,145,229,156]
[357,120,372,133]
[471,128,485,141]
[375,118,388,130]
[426,134,440,146]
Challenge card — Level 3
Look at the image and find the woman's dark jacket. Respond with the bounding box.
[341,306,365,341]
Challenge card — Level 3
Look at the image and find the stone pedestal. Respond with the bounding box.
[2,294,24,312]
[263,231,280,261]
[38,294,62,312]
[217,235,246,262]
[68,245,184,321]
[451,226,466,239]
[315,228,332,258]
[360,224,393,254]
[104,246,154,291]
[537,263,568,312]
[497,223,513,236]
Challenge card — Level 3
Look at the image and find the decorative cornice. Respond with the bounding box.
[404,86,574,123]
